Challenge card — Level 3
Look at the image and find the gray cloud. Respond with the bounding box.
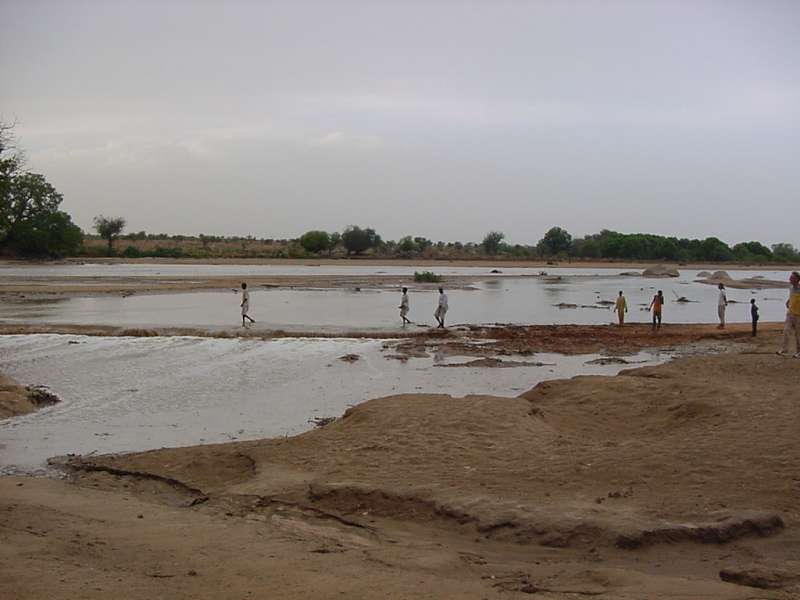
[2,0,798,245]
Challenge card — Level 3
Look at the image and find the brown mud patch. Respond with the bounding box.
[0,373,60,419]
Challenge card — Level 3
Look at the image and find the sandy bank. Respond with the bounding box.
[696,273,790,290]
[0,373,59,419]
[3,332,798,598]
[0,322,783,355]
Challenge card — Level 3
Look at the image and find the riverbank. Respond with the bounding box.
[2,329,798,599]
[0,322,782,355]
[0,373,59,419]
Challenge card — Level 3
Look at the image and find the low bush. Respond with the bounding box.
[414,271,441,283]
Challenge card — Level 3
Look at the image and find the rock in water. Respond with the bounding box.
[641,265,679,278]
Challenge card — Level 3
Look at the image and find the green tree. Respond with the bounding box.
[328,232,341,256]
[1,124,83,257]
[697,237,733,262]
[299,230,331,254]
[538,226,572,256]
[482,231,505,255]
[413,237,432,252]
[732,241,772,261]
[772,243,800,263]
[0,122,23,208]
[397,235,417,257]
[341,225,381,255]
[93,215,126,253]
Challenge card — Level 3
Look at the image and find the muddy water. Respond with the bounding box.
[0,270,789,329]
[1,263,546,278]
[0,334,669,473]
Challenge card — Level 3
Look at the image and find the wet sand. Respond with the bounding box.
[0,321,782,354]
[0,373,58,419]
[2,329,798,599]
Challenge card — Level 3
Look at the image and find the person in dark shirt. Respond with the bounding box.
[750,298,759,337]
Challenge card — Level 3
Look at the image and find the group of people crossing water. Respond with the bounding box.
[612,289,664,330]
[399,286,448,328]
[610,271,799,356]
[613,286,751,332]
[236,271,800,358]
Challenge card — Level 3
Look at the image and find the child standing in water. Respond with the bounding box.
[241,282,255,327]
[750,298,759,337]
[649,290,664,330]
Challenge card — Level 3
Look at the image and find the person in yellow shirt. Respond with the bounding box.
[614,291,628,326]
[778,271,800,358]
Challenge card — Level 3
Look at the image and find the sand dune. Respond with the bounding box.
[2,331,792,598]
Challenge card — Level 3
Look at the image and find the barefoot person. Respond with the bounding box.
[614,291,627,326]
[434,287,448,328]
[240,282,255,327]
[777,271,800,358]
[399,287,411,326]
[750,298,759,337]
[649,290,664,330]
[717,283,728,329]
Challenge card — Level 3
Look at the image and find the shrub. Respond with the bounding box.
[414,271,441,283]
[151,246,184,258]
[122,245,142,258]
[299,230,331,254]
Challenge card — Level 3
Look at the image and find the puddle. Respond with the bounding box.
[0,334,668,473]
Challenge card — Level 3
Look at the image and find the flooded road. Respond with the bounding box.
[0,334,669,473]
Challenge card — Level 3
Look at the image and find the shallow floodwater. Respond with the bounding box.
[0,334,669,473]
[0,262,646,278]
[0,269,789,329]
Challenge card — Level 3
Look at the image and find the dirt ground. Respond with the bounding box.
[2,329,799,599]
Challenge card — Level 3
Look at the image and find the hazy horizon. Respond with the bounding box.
[2,0,798,247]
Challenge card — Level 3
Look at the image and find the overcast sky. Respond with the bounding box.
[2,0,798,246]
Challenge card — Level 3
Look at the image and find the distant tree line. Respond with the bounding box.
[290,225,799,263]
[2,120,797,264]
[537,227,800,263]
[80,223,800,263]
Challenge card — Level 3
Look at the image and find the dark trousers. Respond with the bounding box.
[652,312,662,328]
[752,319,758,337]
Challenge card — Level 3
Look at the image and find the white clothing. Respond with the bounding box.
[241,289,250,315]
[438,293,448,310]
[718,290,727,307]
[400,293,409,317]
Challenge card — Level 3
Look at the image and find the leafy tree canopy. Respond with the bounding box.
[299,230,331,254]
[93,215,126,251]
[482,231,505,255]
[341,225,381,255]
[1,124,83,257]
